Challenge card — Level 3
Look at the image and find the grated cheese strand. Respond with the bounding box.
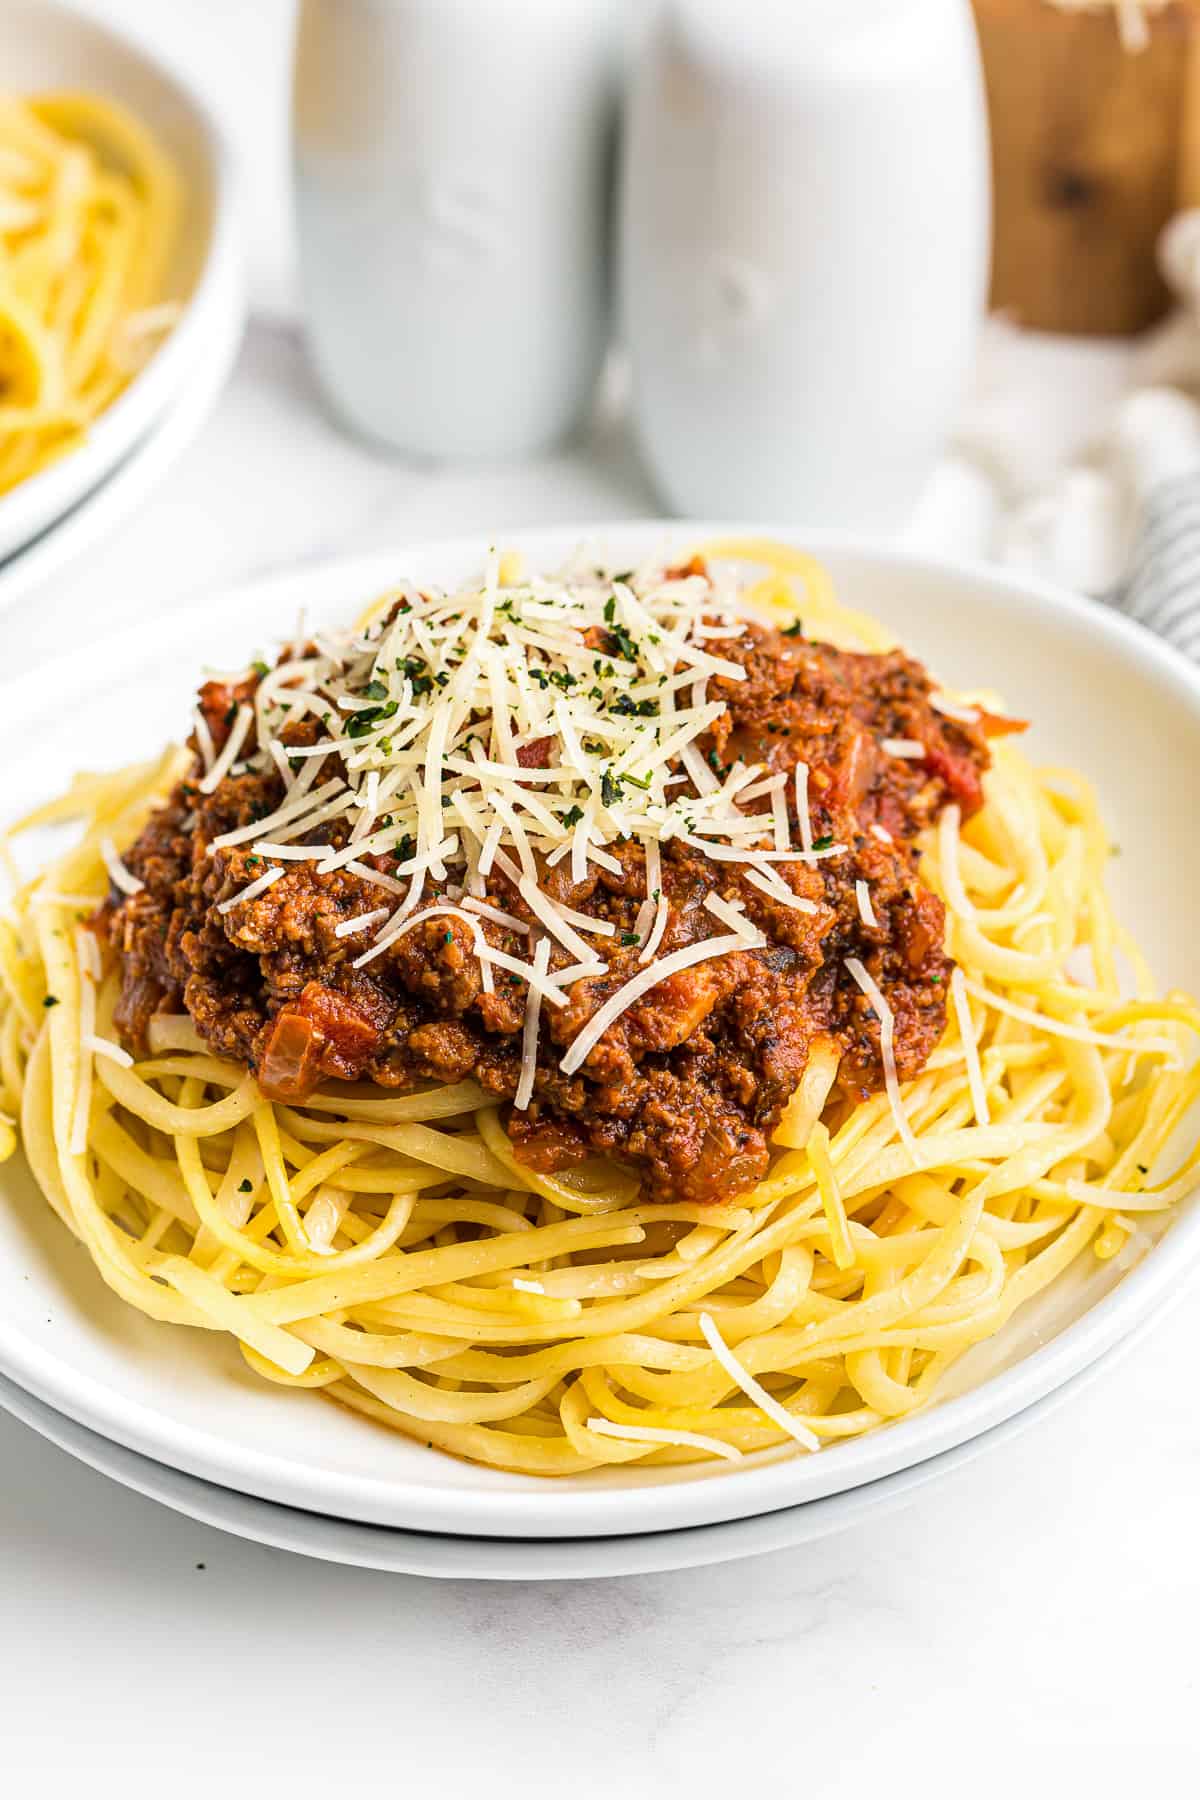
[99,836,143,897]
[334,908,392,940]
[930,691,980,724]
[216,864,286,915]
[198,703,254,794]
[744,868,819,917]
[637,894,670,966]
[561,931,762,1076]
[698,1312,821,1451]
[843,955,918,1162]
[515,937,551,1111]
[854,879,878,930]
[183,554,951,1092]
[794,761,813,853]
[584,1416,743,1462]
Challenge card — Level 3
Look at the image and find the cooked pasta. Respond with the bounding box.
[0,540,1196,1477]
[0,91,179,496]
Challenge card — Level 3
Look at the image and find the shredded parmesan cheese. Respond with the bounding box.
[175,553,954,1099]
[703,892,760,941]
[585,1416,742,1462]
[99,836,143,897]
[854,879,878,929]
[562,931,762,1076]
[198,703,253,794]
[930,692,980,725]
[794,761,813,853]
[843,956,918,1161]
[515,938,551,1111]
[216,864,285,915]
[192,707,216,773]
[698,1312,821,1451]
[334,908,392,940]
[637,894,670,966]
[880,737,926,760]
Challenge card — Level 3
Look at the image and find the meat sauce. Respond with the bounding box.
[101,615,994,1203]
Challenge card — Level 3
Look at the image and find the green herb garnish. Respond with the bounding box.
[610,693,657,718]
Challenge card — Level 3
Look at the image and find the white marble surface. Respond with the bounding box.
[2,3,1198,1790]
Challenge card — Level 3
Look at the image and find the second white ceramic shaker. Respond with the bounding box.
[620,0,991,531]
[294,0,619,459]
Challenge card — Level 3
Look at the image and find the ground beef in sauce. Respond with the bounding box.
[100,614,993,1204]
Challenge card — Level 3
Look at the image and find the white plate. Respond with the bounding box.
[0,0,242,560]
[0,1329,1143,1580]
[0,259,243,609]
[1,526,1198,1539]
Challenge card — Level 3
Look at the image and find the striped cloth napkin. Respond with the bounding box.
[1107,388,1200,666]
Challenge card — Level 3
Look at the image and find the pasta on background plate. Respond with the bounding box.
[0,91,179,496]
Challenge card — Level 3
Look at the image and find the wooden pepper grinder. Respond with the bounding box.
[973,0,1200,334]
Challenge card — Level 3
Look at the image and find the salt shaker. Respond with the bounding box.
[620,0,991,531]
[293,0,619,459]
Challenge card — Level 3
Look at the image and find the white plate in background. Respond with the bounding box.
[0,255,243,609]
[0,525,1197,1538]
[0,0,242,560]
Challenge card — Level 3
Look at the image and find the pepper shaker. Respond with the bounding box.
[620,0,991,531]
[293,0,619,459]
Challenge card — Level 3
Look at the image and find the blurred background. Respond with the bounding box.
[60,1,1200,329]
[7,0,1200,657]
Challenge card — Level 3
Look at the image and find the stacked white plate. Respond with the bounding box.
[1,526,1199,1578]
[0,1,244,606]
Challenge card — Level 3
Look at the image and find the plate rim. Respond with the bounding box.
[0,1322,1150,1580]
[1,522,1198,1538]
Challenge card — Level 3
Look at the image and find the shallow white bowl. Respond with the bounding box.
[0,248,243,611]
[0,0,242,560]
[0,524,1197,1539]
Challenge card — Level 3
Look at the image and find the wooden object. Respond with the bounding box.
[972,0,1198,335]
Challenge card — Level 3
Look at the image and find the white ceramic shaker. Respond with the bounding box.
[293,0,619,459]
[620,0,991,531]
